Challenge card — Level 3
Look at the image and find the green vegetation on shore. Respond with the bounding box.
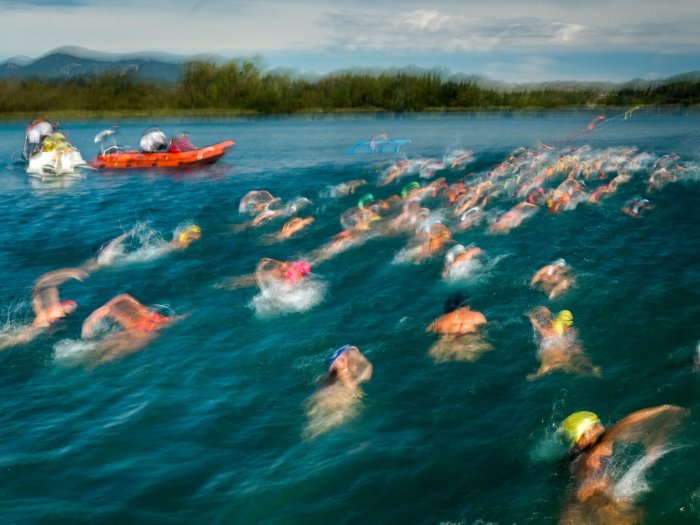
[1,60,698,117]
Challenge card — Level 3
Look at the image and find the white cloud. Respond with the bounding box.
[393,9,452,32]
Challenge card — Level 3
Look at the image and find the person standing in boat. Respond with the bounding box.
[23,117,53,159]
[140,127,168,152]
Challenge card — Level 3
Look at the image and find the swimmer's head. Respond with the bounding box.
[551,309,573,335]
[555,310,573,325]
[55,299,77,317]
[401,181,420,199]
[445,244,466,264]
[283,260,311,282]
[357,194,375,209]
[326,344,354,366]
[558,411,601,449]
[176,224,202,245]
[444,291,470,313]
[553,258,567,268]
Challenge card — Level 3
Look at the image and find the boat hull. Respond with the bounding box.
[26,150,88,177]
[89,141,234,170]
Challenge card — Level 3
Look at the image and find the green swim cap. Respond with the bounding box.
[401,181,420,198]
[357,193,375,209]
[558,411,600,448]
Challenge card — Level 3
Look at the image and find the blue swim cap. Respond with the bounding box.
[326,344,353,366]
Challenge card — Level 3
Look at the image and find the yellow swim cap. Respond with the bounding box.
[555,310,573,326]
[177,225,201,243]
[558,411,601,448]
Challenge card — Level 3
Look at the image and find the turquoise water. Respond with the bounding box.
[0,111,699,524]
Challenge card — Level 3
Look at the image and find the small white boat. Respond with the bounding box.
[23,122,87,178]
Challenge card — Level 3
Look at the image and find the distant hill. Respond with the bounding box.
[0,46,190,83]
[1,47,698,92]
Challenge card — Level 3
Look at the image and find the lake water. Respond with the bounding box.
[0,110,698,524]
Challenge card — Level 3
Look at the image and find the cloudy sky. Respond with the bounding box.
[1,0,698,82]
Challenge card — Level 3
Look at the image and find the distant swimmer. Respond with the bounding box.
[556,405,688,525]
[530,259,576,300]
[426,291,491,362]
[442,244,482,280]
[83,224,201,271]
[0,267,87,350]
[525,307,599,380]
[239,190,279,215]
[488,201,539,234]
[307,227,374,265]
[278,216,314,240]
[255,258,311,288]
[81,293,183,364]
[456,206,484,231]
[621,198,653,219]
[303,344,373,439]
[396,222,453,264]
[216,258,312,290]
[321,179,367,198]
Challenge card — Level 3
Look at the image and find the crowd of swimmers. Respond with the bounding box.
[2,137,696,523]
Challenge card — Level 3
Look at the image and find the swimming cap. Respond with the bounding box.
[292,261,311,276]
[551,310,573,335]
[558,411,601,448]
[60,299,77,309]
[555,310,573,326]
[401,181,420,198]
[357,194,375,209]
[444,291,470,313]
[177,225,201,244]
[326,344,353,366]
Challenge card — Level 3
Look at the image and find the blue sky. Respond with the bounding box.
[1,0,698,82]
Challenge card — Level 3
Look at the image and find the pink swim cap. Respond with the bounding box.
[294,261,311,276]
[283,261,311,282]
[60,299,77,309]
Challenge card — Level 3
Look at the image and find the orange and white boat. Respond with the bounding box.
[89,129,234,170]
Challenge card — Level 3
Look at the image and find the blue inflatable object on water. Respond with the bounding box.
[347,134,411,154]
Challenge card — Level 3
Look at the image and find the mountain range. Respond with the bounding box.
[1,46,698,91]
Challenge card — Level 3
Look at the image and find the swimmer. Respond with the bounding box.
[171,224,202,249]
[442,244,482,280]
[557,405,688,525]
[621,198,653,219]
[307,227,375,265]
[399,222,453,264]
[426,292,491,362]
[382,201,429,235]
[83,224,201,271]
[530,259,576,300]
[525,307,599,380]
[488,201,539,234]
[456,206,484,230]
[255,258,311,288]
[81,293,183,364]
[0,267,87,350]
[238,190,280,216]
[216,258,312,290]
[271,216,314,242]
[303,345,372,439]
[322,179,367,197]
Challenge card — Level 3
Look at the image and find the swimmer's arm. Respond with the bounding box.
[548,279,571,300]
[530,267,551,286]
[81,305,112,338]
[214,274,257,290]
[352,358,373,385]
[601,405,689,449]
[97,231,133,260]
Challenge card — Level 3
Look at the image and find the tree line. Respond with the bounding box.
[0,60,698,115]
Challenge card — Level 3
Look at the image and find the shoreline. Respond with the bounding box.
[0,105,697,121]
